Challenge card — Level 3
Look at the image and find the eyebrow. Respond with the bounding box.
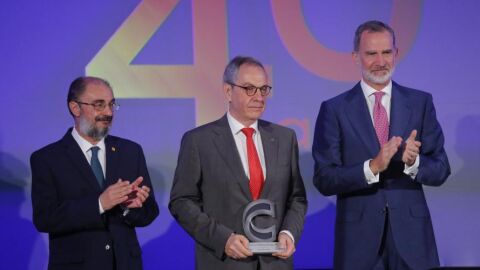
[239,82,268,87]
[365,49,393,54]
[91,98,115,103]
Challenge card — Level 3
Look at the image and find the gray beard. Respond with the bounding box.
[79,117,109,141]
[363,66,395,85]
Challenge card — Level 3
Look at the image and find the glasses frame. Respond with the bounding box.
[229,83,272,96]
[75,100,120,111]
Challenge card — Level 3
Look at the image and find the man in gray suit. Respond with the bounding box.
[169,56,307,269]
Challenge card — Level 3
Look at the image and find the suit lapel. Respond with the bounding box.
[212,116,252,200]
[344,84,379,157]
[105,136,119,187]
[389,82,412,139]
[61,130,102,191]
[258,120,278,198]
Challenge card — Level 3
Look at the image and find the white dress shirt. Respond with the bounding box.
[227,113,266,179]
[360,80,419,184]
[71,127,107,213]
[226,112,294,244]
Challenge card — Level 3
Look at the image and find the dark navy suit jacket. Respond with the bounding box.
[31,129,159,270]
[312,82,450,270]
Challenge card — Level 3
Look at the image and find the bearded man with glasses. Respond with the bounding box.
[30,76,159,270]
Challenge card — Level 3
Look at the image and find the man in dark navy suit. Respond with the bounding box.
[312,21,450,270]
[31,76,159,270]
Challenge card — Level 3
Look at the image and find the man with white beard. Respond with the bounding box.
[30,76,159,270]
[312,21,450,270]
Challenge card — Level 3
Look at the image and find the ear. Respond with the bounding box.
[223,83,232,102]
[69,101,81,117]
[352,51,359,65]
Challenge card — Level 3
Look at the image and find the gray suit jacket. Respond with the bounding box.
[169,115,307,270]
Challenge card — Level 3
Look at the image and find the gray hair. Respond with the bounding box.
[223,56,266,84]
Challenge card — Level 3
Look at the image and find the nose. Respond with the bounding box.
[253,90,265,101]
[374,54,386,66]
[103,105,114,116]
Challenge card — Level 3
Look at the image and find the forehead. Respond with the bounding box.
[81,82,114,101]
[236,64,268,84]
[359,31,394,50]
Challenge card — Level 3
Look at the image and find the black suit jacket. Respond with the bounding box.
[31,129,159,270]
[169,115,307,270]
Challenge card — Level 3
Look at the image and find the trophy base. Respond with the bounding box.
[248,242,285,254]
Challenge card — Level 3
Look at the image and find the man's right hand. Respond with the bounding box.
[370,136,403,175]
[225,234,253,260]
[99,179,132,211]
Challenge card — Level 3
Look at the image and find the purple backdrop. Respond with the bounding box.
[1,0,479,269]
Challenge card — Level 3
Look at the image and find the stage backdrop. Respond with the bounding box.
[1,0,479,269]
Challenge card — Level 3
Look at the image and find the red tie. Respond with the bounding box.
[373,91,389,145]
[241,128,264,200]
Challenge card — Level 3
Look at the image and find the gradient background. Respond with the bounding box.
[1,0,479,269]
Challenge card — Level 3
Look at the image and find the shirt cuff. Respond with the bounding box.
[122,207,130,217]
[279,230,295,244]
[98,199,105,214]
[404,155,420,179]
[364,159,379,184]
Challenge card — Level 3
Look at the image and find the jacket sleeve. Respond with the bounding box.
[415,94,451,186]
[122,145,159,227]
[279,132,308,243]
[312,101,370,196]
[30,151,105,234]
[168,132,233,260]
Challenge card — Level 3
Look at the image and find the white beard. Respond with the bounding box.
[363,66,395,85]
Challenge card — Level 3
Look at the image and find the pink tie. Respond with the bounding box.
[373,91,389,146]
[241,128,264,200]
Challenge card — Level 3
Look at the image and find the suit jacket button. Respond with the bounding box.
[105,244,111,250]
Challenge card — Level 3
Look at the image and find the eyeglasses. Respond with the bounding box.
[229,83,272,96]
[76,100,120,111]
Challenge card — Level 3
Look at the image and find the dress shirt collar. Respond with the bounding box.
[227,112,259,135]
[361,79,392,99]
[71,127,106,154]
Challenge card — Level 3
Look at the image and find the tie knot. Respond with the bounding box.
[90,146,100,156]
[373,91,385,103]
[241,128,255,138]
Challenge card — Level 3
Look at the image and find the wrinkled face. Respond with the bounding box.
[353,30,398,90]
[69,82,115,143]
[224,64,269,126]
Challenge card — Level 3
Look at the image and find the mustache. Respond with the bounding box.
[95,115,113,122]
[372,66,389,72]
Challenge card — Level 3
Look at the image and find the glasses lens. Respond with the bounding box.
[244,86,256,96]
[92,102,106,111]
[110,102,119,111]
[260,86,271,96]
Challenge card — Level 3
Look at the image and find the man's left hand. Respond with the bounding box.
[272,232,295,259]
[123,176,151,208]
[402,130,421,166]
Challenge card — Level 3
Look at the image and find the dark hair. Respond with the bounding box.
[223,56,266,84]
[67,76,111,116]
[354,20,396,52]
